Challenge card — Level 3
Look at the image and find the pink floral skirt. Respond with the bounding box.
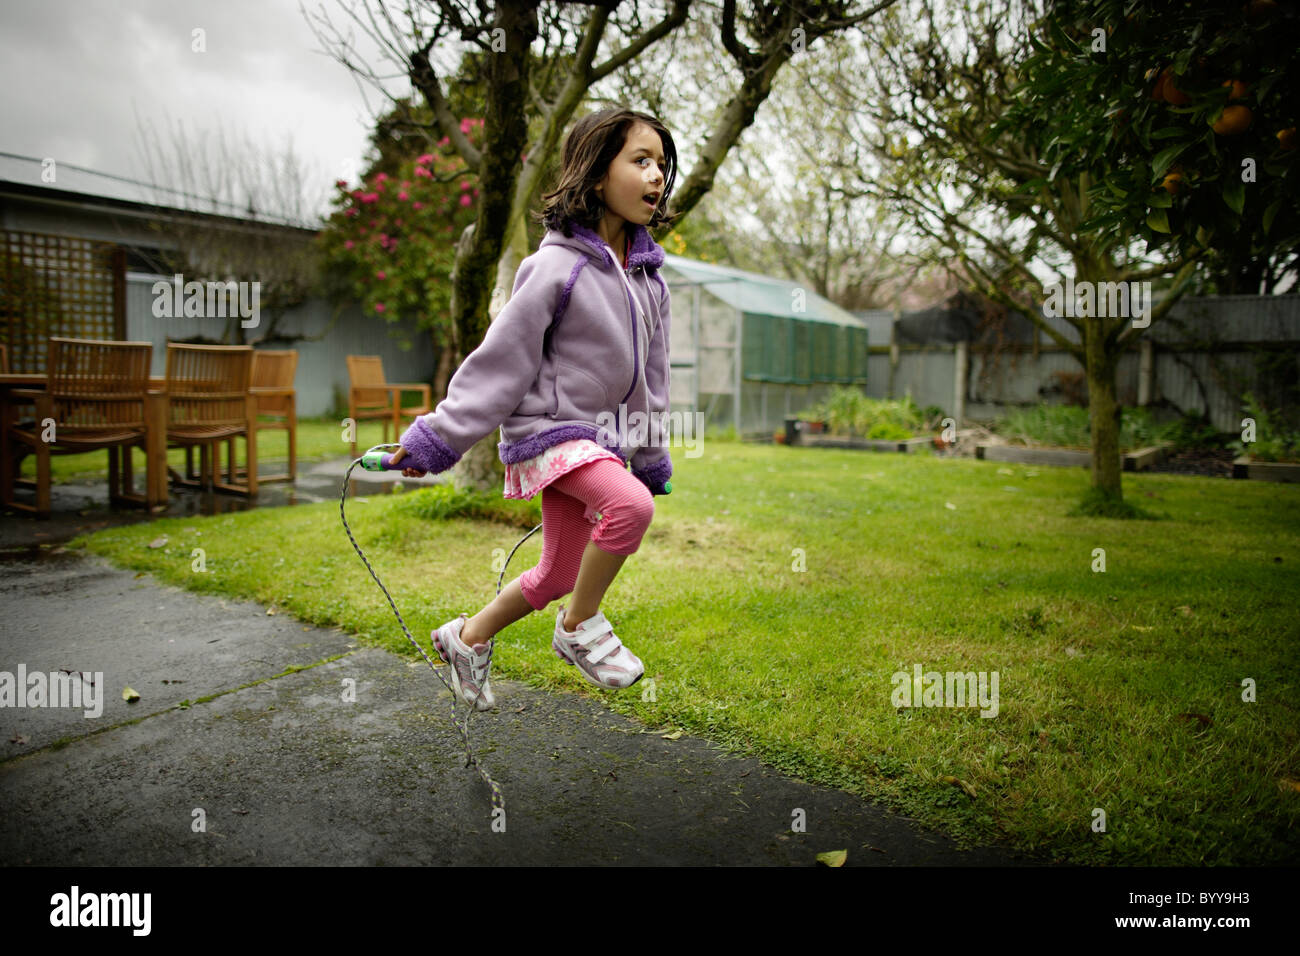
[503,438,625,501]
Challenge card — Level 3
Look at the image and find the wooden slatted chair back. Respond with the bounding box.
[347,355,391,408]
[45,337,152,436]
[165,343,253,431]
[251,350,298,415]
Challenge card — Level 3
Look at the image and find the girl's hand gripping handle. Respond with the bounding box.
[360,445,427,478]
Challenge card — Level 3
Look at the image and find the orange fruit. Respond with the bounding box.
[1161,68,1190,105]
[1162,172,1184,195]
[1279,128,1297,150]
[1150,72,1167,101]
[1222,79,1249,100]
[1213,105,1254,135]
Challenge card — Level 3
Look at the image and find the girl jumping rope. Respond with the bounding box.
[388,107,678,712]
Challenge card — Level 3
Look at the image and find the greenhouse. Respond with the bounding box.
[660,254,870,437]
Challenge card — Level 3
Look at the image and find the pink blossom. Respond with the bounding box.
[401,180,411,189]
[412,202,424,211]
[460,180,471,191]
[346,208,358,217]
[416,153,433,165]
[459,194,472,207]
[436,137,449,148]
[472,187,479,197]
[387,239,398,251]
[344,239,355,250]
[460,117,472,134]
[395,219,404,227]
[398,191,409,201]
[414,166,432,179]
[335,179,348,188]
[375,172,388,183]
[375,302,386,313]
[376,271,387,280]
[360,192,379,204]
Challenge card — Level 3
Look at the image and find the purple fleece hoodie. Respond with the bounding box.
[399,218,673,494]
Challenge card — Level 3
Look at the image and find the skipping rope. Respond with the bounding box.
[339,443,542,817]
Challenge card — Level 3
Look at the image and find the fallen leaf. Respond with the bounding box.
[266,607,276,616]
[944,502,957,510]
[941,775,977,798]
[816,849,848,867]
[1279,778,1300,793]
[133,571,147,579]
[123,686,140,702]
[233,808,249,815]
[1131,625,1154,632]
[148,537,168,549]
[1175,605,1193,617]
[9,734,28,745]
[661,730,683,740]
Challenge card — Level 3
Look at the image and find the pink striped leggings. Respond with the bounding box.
[518,457,655,612]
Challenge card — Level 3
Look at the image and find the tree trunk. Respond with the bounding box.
[433,344,453,403]
[1083,316,1123,502]
[442,1,537,493]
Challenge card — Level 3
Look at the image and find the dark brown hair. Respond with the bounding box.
[537,108,681,236]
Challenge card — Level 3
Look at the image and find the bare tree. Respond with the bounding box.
[132,108,327,344]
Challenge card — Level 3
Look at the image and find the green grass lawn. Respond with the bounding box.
[62,440,1300,865]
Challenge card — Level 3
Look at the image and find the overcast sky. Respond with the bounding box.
[0,0,398,223]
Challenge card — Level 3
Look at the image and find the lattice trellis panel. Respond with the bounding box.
[1,230,126,374]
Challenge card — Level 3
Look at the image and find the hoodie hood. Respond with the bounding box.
[541,218,666,273]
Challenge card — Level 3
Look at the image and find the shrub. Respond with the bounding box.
[796,386,926,438]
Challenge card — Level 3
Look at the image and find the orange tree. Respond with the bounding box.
[1000,0,1298,293]
[315,117,483,395]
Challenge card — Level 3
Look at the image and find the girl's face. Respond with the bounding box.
[594,122,667,243]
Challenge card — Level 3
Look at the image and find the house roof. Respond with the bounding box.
[0,152,318,233]
[661,253,866,327]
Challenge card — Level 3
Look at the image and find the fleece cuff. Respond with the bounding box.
[398,418,461,474]
[632,454,673,495]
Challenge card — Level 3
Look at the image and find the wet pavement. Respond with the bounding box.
[0,457,1051,866]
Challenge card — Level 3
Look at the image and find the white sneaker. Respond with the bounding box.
[432,614,496,711]
[551,606,644,690]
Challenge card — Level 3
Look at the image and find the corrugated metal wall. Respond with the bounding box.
[862,295,1300,431]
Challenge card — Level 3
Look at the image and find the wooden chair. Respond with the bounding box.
[346,355,431,459]
[0,337,155,517]
[165,343,257,496]
[226,349,298,483]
